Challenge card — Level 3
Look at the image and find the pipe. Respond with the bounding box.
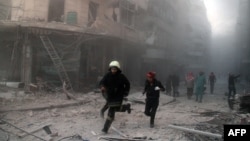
[168,124,222,139]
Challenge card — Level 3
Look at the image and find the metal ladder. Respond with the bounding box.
[40,35,73,91]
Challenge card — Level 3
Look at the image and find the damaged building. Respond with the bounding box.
[0,0,211,92]
[0,0,148,91]
[236,0,250,84]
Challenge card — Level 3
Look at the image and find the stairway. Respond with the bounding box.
[40,35,73,91]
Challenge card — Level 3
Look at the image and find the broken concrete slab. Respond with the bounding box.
[18,124,52,138]
[0,99,91,112]
[5,82,24,88]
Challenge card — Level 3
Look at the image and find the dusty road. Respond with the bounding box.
[0,82,248,141]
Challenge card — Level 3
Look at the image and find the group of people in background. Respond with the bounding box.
[166,71,216,103]
[168,71,241,104]
[98,60,241,133]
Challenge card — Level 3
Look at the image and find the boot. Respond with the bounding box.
[102,119,112,133]
[150,118,154,128]
[126,103,131,114]
[120,103,131,114]
[150,123,154,128]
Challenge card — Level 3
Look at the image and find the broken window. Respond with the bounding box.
[88,1,98,27]
[48,0,65,22]
[120,0,135,26]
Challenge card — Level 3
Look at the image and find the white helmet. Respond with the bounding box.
[109,60,120,69]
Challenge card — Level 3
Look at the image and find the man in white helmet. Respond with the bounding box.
[99,60,131,133]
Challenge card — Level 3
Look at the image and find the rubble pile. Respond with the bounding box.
[1,82,249,141]
[239,95,250,112]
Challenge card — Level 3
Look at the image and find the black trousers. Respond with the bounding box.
[228,86,236,99]
[101,102,109,114]
[210,82,215,94]
[172,86,179,97]
[100,91,109,116]
[187,88,193,99]
[102,103,129,133]
[144,98,159,124]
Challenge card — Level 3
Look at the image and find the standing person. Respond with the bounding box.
[228,73,240,99]
[142,71,165,128]
[209,72,216,94]
[185,72,195,99]
[99,60,131,133]
[171,73,180,97]
[195,71,206,103]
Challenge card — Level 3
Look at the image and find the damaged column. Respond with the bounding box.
[21,33,32,92]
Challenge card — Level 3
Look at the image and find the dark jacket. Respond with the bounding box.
[228,74,240,88]
[209,74,216,83]
[99,70,130,104]
[171,74,180,87]
[144,79,165,99]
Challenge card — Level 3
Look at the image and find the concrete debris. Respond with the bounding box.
[18,124,52,138]
[111,126,128,138]
[0,119,47,141]
[0,83,248,141]
[98,136,147,141]
[127,97,145,104]
[28,110,33,117]
[0,99,91,112]
[5,82,24,88]
[63,81,76,100]
[239,94,250,112]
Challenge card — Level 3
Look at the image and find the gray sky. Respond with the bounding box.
[204,0,239,36]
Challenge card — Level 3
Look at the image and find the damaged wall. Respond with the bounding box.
[11,0,49,21]
[1,0,211,90]
[64,0,89,25]
[132,0,149,10]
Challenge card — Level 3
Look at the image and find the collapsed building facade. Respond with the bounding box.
[0,0,211,91]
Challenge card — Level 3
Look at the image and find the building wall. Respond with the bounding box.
[11,0,49,21]
[5,0,212,86]
[0,0,11,20]
[65,0,89,26]
[9,0,146,42]
[183,0,211,72]
[132,0,149,10]
[237,0,250,78]
[11,0,89,25]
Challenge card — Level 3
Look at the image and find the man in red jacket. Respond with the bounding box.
[143,71,165,128]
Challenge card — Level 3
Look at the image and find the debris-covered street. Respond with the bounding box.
[1,0,250,140]
[1,81,249,141]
